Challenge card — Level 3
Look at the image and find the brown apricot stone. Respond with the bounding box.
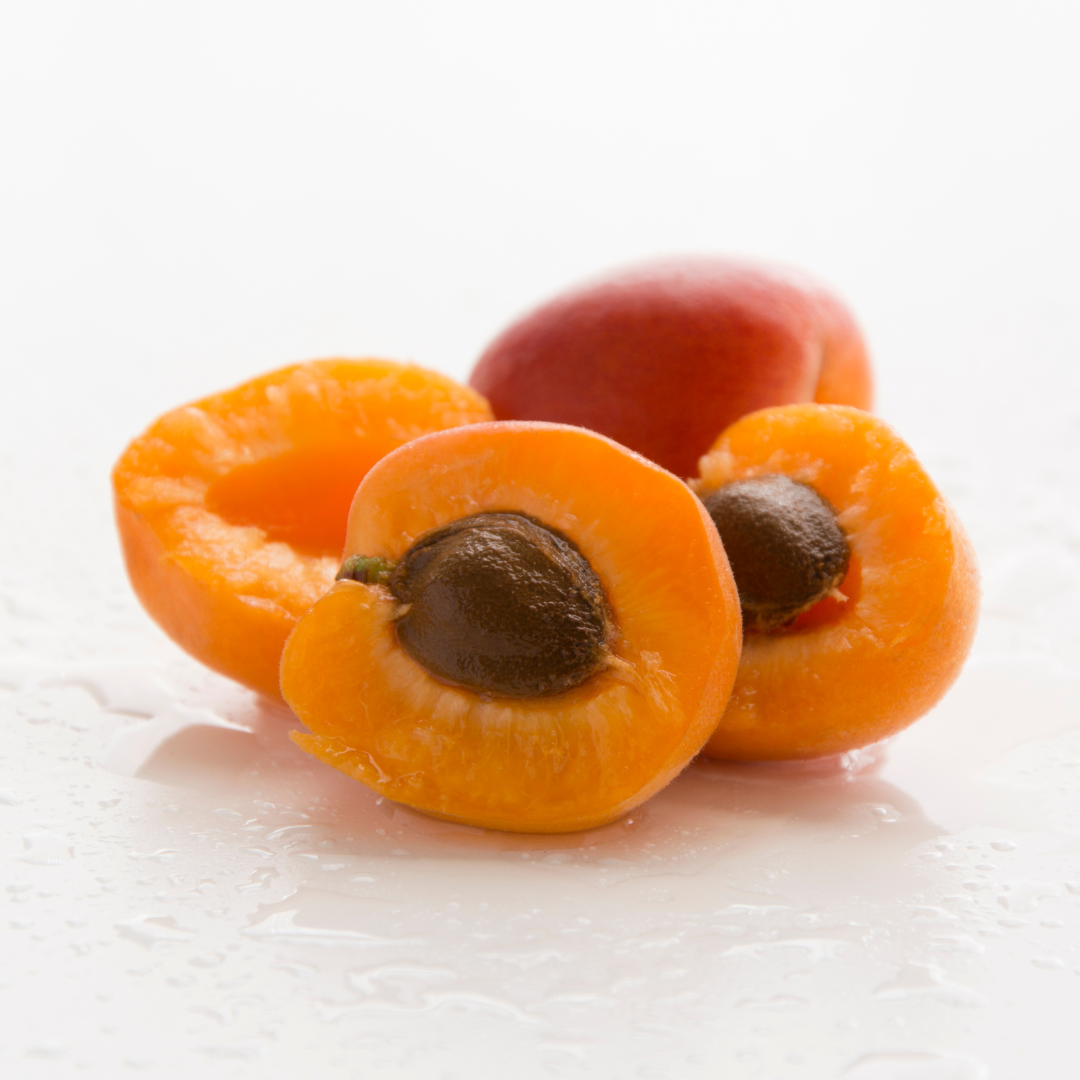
[389,512,612,698]
[281,421,742,833]
[702,475,850,631]
[694,404,980,761]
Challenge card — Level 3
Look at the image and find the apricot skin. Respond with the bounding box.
[281,421,742,833]
[112,360,492,700]
[695,404,980,761]
[469,257,872,478]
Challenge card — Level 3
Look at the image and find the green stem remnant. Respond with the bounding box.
[336,555,396,586]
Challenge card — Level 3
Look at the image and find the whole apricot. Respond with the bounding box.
[469,257,872,478]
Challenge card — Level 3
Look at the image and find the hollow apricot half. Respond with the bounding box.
[280,421,742,833]
[113,360,493,700]
[694,404,980,761]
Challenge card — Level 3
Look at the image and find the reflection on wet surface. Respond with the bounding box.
[4,648,1079,1076]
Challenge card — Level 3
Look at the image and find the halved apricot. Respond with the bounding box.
[113,360,493,700]
[694,404,979,760]
[281,421,742,833]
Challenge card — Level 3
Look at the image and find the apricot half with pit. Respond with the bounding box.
[694,403,980,760]
[112,360,493,700]
[280,421,742,833]
[469,256,873,478]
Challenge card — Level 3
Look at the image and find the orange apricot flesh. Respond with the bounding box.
[113,360,493,700]
[281,421,742,833]
[695,404,980,760]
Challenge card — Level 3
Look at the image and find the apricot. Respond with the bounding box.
[113,360,493,700]
[280,421,742,833]
[469,256,873,478]
[694,404,979,760]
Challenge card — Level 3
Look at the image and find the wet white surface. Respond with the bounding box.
[3,3,1080,1077]
[5,655,1080,1078]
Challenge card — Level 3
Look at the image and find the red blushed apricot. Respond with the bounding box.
[469,257,873,478]
[695,404,980,761]
[113,360,492,700]
[281,421,742,833]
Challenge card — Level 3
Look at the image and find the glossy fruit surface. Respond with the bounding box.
[281,421,742,833]
[469,257,872,478]
[695,404,979,760]
[113,360,493,699]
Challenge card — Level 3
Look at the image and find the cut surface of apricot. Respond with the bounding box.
[281,421,742,833]
[113,360,493,700]
[695,404,980,761]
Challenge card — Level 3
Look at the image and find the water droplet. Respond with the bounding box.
[417,990,540,1024]
[23,1043,68,1061]
[723,937,850,963]
[195,1041,266,1061]
[1032,955,1065,970]
[116,915,196,947]
[996,880,1060,913]
[190,952,225,969]
[264,825,313,843]
[630,930,682,950]
[16,832,72,865]
[872,962,985,1007]
[842,1051,988,1079]
[128,849,179,863]
[482,947,576,969]
[347,962,457,1005]
[733,994,808,1010]
[928,934,985,955]
[242,888,424,946]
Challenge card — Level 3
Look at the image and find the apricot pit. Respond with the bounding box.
[702,475,850,632]
[388,512,613,698]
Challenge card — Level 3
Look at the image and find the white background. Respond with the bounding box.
[2,3,1080,1078]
